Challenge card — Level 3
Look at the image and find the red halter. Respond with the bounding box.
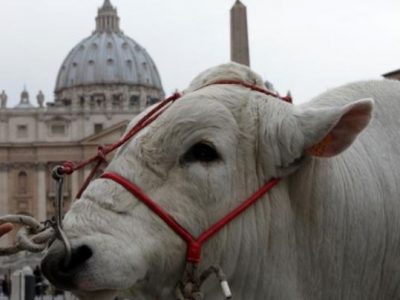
[101,172,280,263]
[59,80,291,265]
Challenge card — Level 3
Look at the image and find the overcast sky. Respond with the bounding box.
[0,0,399,106]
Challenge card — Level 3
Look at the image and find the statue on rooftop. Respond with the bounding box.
[0,90,7,108]
[37,90,45,108]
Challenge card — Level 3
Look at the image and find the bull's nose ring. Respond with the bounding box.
[57,226,72,267]
[52,166,72,267]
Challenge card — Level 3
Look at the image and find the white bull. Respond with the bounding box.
[41,62,400,300]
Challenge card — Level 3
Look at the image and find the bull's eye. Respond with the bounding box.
[183,142,220,163]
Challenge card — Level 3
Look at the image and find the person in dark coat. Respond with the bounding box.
[0,224,13,296]
[2,274,10,297]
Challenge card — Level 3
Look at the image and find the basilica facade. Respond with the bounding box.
[0,0,164,251]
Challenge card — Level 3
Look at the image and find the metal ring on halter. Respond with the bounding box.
[52,166,72,267]
[175,263,232,300]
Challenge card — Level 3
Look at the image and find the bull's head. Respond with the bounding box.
[41,63,373,299]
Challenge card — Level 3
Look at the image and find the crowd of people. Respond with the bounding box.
[0,223,13,297]
[0,223,71,299]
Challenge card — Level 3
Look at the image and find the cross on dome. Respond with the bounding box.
[102,0,113,8]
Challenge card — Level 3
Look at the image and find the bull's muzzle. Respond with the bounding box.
[41,241,93,290]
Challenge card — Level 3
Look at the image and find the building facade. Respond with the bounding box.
[0,0,164,253]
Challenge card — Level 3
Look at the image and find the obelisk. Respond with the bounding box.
[230,0,250,66]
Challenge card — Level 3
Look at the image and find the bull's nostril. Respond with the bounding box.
[60,245,93,272]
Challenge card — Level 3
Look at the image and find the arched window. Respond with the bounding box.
[18,171,28,194]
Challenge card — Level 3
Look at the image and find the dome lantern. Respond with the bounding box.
[95,0,120,33]
[15,87,34,109]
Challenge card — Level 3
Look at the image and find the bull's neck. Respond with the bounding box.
[200,180,299,299]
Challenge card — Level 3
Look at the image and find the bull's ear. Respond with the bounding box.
[295,99,374,157]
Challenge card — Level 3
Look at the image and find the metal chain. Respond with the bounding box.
[175,263,232,300]
[0,214,54,255]
[0,165,71,265]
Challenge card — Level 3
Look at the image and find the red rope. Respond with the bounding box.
[60,80,293,199]
[207,79,293,103]
[101,172,281,264]
[55,79,293,265]
[59,92,182,198]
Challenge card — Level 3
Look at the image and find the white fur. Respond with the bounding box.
[57,62,400,299]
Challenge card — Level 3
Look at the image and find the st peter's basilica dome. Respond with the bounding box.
[53,0,164,110]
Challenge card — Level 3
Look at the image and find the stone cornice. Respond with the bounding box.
[0,162,37,170]
[0,142,79,147]
[0,109,137,117]
[36,162,47,171]
[0,162,50,171]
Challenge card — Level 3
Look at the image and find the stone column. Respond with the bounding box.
[85,95,92,110]
[139,87,147,110]
[71,92,81,112]
[105,92,113,112]
[123,88,130,111]
[0,163,9,247]
[36,163,47,221]
[230,0,250,66]
[0,163,9,216]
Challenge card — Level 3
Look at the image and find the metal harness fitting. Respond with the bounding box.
[0,165,72,269]
[175,263,232,300]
